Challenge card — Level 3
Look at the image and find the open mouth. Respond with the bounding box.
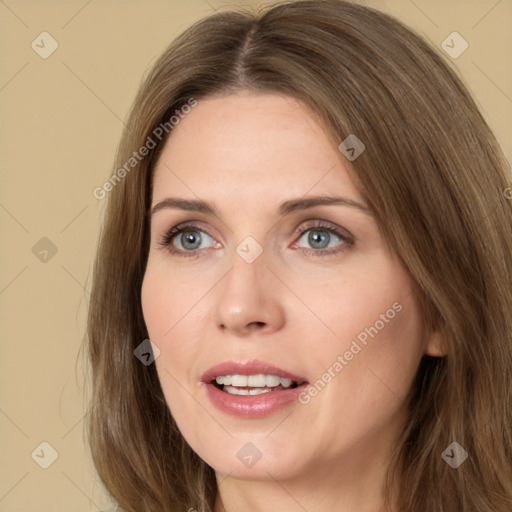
[203,364,309,417]
[212,374,305,396]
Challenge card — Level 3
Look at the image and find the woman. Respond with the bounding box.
[86,1,512,511]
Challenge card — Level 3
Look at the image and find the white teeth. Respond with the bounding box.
[223,385,273,396]
[265,375,281,387]
[215,375,228,385]
[248,374,267,387]
[225,386,250,395]
[214,373,296,389]
[231,374,248,386]
[249,387,271,395]
[279,377,293,387]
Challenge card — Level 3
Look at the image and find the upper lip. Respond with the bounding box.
[202,359,308,384]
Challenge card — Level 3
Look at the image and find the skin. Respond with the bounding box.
[141,92,443,512]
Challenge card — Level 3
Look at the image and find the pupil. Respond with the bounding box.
[182,231,201,250]
[309,230,329,249]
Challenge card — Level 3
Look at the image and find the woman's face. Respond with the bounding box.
[141,92,431,485]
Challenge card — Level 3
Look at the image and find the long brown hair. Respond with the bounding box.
[86,1,512,510]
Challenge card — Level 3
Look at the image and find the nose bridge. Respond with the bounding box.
[214,244,285,334]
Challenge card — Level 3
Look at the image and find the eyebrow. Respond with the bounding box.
[150,195,372,218]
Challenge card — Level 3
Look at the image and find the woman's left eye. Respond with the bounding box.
[294,224,351,256]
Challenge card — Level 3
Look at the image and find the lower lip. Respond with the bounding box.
[204,382,308,418]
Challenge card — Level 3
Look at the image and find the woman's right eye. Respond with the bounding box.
[159,224,216,255]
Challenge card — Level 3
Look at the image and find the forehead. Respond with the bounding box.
[151,92,363,206]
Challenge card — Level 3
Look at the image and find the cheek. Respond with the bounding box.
[141,262,207,391]
[347,273,422,376]
[141,259,204,341]
[291,259,416,350]
[301,261,424,404]
[320,282,423,413]
[351,295,423,387]
[292,284,423,462]
[141,266,168,340]
[141,269,200,433]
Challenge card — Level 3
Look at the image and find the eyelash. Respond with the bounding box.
[158,221,353,258]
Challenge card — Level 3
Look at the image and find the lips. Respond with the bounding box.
[201,360,309,418]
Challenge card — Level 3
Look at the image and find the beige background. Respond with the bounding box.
[0,0,511,510]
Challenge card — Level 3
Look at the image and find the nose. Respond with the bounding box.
[214,250,286,337]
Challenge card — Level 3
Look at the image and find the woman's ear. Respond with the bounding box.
[425,329,447,357]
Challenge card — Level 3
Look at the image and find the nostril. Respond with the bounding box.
[248,321,266,328]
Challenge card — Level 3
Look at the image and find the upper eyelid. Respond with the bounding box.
[164,219,345,234]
